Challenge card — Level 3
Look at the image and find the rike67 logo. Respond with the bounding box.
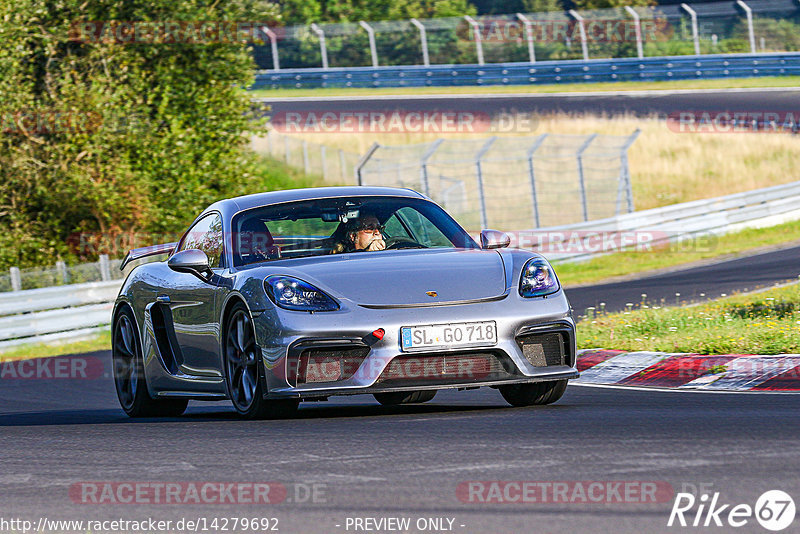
[668,490,795,531]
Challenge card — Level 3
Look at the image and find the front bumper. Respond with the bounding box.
[253,289,578,399]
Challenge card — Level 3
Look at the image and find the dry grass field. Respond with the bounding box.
[273,113,800,211]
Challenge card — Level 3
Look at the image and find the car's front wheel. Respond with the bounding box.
[223,303,298,419]
[499,380,567,407]
[113,307,188,417]
[374,390,437,406]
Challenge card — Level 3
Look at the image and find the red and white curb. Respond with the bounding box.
[576,349,800,391]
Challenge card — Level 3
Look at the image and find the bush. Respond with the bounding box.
[0,0,284,268]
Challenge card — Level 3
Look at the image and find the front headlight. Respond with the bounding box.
[264,276,339,311]
[519,258,559,298]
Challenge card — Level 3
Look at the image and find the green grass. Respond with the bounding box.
[556,218,800,287]
[0,330,110,362]
[578,282,800,355]
[249,76,800,98]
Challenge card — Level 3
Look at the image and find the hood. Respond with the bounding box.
[274,249,507,307]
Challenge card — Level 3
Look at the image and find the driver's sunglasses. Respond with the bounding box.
[358,223,385,233]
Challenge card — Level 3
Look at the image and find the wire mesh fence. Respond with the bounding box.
[251,0,800,71]
[252,132,362,184]
[355,131,640,231]
[0,256,126,293]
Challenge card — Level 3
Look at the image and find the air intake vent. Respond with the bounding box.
[516,332,565,367]
[289,346,370,385]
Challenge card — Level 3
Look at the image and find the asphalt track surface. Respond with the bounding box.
[564,242,800,316]
[259,88,800,119]
[2,362,799,534]
[2,246,800,533]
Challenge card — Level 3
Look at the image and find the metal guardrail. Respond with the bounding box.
[525,180,800,262]
[0,281,121,350]
[252,52,800,90]
[2,180,800,349]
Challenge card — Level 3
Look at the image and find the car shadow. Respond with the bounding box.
[0,400,554,427]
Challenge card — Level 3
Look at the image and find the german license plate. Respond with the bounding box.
[400,321,497,352]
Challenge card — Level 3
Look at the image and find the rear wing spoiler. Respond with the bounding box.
[120,242,178,271]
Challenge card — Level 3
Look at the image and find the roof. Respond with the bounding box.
[202,186,427,220]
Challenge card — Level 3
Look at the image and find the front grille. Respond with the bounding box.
[290,346,370,385]
[376,351,516,387]
[516,332,566,367]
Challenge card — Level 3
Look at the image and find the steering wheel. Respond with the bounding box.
[384,236,427,250]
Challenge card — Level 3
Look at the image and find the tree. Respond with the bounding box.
[570,0,653,8]
[521,0,564,13]
[0,0,278,268]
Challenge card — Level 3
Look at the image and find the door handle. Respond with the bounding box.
[156,295,171,303]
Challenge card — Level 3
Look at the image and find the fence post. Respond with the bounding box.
[99,254,111,282]
[576,134,597,222]
[359,21,379,67]
[310,23,329,69]
[568,10,589,61]
[321,145,328,181]
[302,140,310,174]
[9,267,21,292]
[681,3,700,55]
[475,137,497,230]
[355,143,381,185]
[526,134,548,228]
[464,16,484,66]
[339,149,347,182]
[56,260,69,285]
[419,139,444,197]
[736,0,756,54]
[261,26,280,70]
[617,129,641,214]
[284,135,290,164]
[623,6,644,59]
[516,13,536,63]
[410,18,430,67]
[267,129,274,155]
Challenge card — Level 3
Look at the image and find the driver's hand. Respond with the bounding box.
[366,238,385,251]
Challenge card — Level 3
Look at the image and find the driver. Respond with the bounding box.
[330,214,386,254]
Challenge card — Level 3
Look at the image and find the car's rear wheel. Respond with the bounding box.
[223,303,298,419]
[113,307,188,417]
[499,380,568,407]
[374,390,437,406]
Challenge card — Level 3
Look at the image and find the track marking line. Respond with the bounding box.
[570,382,800,394]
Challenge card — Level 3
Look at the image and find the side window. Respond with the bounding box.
[396,207,452,248]
[180,213,224,268]
[382,213,412,240]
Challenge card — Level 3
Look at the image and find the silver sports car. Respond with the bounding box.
[113,186,578,418]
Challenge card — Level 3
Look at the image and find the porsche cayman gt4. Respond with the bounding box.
[112,187,578,418]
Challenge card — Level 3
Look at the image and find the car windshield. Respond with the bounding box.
[231,196,478,267]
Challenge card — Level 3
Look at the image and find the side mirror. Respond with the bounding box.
[480,229,511,249]
[168,249,211,279]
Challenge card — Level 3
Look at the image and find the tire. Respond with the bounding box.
[223,302,298,420]
[112,306,188,417]
[374,390,437,406]
[499,380,568,407]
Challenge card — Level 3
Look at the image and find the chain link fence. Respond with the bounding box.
[252,0,800,71]
[355,131,640,231]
